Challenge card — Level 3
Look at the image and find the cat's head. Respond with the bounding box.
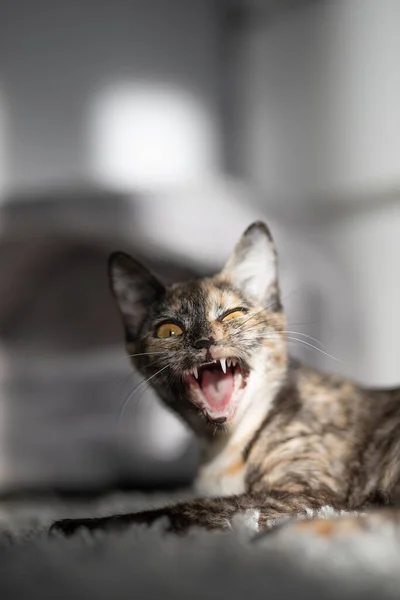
[109,222,288,437]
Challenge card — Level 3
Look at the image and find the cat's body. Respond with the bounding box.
[52,222,400,537]
[196,361,400,507]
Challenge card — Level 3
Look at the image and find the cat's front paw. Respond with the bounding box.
[49,512,151,537]
[49,507,188,537]
[50,517,92,537]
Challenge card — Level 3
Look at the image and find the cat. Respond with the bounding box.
[51,221,400,537]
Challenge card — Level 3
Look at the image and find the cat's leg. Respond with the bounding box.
[50,490,337,536]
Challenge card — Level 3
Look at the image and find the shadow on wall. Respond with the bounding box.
[0,187,199,495]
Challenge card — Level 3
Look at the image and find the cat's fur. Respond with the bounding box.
[52,221,400,537]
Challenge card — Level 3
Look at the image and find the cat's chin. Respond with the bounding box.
[183,358,249,424]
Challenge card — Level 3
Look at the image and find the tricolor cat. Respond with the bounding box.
[52,222,400,537]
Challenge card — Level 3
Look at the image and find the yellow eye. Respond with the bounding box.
[156,323,184,338]
[222,310,246,322]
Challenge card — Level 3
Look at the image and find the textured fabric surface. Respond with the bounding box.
[0,490,399,600]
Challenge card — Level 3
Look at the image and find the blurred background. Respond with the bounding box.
[0,0,399,495]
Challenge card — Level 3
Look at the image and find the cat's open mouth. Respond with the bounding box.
[183,358,249,423]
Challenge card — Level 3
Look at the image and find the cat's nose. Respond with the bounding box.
[193,338,214,350]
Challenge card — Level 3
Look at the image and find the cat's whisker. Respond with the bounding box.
[231,323,338,361]
[231,322,326,349]
[265,334,343,363]
[109,371,137,393]
[235,308,267,329]
[142,359,165,370]
[117,364,170,424]
[117,384,151,423]
[277,331,325,347]
[124,352,165,360]
[234,290,303,330]
[259,329,326,348]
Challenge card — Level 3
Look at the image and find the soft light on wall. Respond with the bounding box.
[88,82,219,192]
[0,90,6,202]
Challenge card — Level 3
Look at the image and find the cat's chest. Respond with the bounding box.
[194,444,247,497]
[193,393,272,496]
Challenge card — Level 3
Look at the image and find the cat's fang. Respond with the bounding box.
[192,366,199,379]
[220,358,227,374]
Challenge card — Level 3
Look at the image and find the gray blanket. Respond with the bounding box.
[0,491,399,600]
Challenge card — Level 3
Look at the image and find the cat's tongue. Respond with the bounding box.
[200,369,234,411]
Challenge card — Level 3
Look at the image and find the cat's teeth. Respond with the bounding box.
[192,366,199,379]
[220,358,227,374]
[231,358,237,368]
[227,359,231,368]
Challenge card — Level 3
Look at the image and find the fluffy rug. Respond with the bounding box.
[0,490,399,600]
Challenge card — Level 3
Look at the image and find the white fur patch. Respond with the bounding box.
[299,505,364,521]
[263,506,364,532]
[195,347,284,498]
[231,509,261,534]
[195,372,285,502]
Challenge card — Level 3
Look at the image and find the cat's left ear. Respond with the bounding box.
[221,221,281,310]
[108,252,165,339]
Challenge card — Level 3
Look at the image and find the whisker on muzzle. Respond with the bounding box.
[117,364,170,424]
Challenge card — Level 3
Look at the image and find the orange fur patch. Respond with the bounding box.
[291,516,364,537]
[226,458,245,476]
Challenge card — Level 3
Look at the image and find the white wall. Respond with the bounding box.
[326,202,400,386]
[235,0,400,385]
[237,0,400,208]
[0,0,222,195]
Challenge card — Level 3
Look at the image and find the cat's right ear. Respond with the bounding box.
[108,252,165,339]
[220,221,281,310]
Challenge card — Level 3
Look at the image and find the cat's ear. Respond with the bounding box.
[108,252,165,339]
[221,221,281,310]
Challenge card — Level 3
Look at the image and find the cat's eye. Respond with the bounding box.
[221,309,247,322]
[156,323,184,338]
